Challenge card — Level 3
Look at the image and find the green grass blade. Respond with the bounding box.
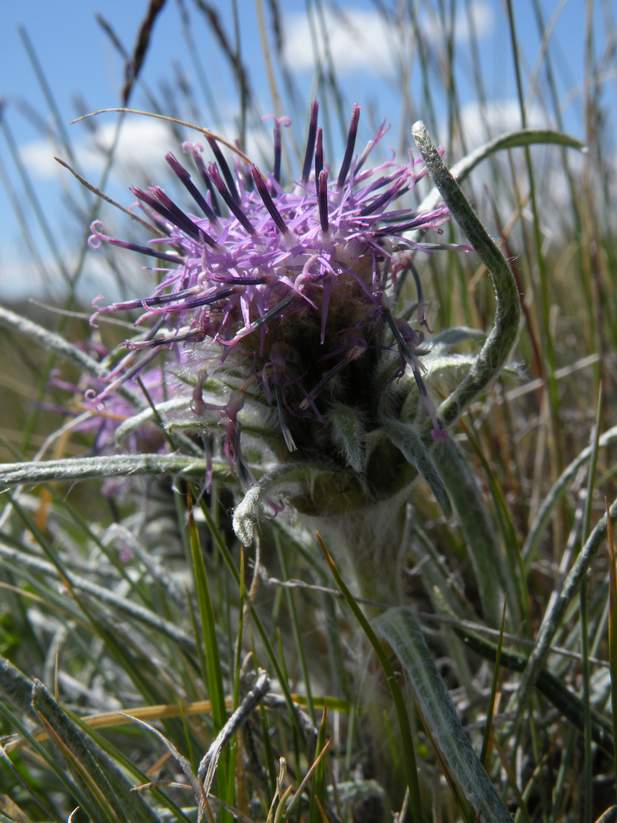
[481,603,507,767]
[185,496,232,820]
[31,679,160,822]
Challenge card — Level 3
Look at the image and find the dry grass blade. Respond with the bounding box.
[4,690,335,755]
[120,712,205,806]
[197,670,270,795]
[283,737,332,817]
[193,0,252,107]
[72,107,253,164]
[54,157,161,234]
[122,0,168,105]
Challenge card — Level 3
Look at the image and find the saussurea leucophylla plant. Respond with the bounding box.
[86,103,475,553]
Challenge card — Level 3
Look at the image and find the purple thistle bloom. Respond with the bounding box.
[89,104,456,454]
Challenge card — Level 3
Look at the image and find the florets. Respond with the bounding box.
[89,103,453,459]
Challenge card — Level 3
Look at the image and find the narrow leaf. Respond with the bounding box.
[375,607,512,822]
[382,418,451,516]
[31,680,159,822]
[328,403,365,473]
[417,128,585,214]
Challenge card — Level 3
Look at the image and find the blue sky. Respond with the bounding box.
[0,1,602,301]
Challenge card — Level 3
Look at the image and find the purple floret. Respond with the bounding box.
[89,103,455,448]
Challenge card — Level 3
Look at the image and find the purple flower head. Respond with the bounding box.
[89,104,457,459]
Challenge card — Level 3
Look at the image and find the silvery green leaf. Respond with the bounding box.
[0,655,35,718]
[417,128,585,215]
[429,326,486,348]
[233,485,263,547]
[31,680,160,822]
[381,419,451,516]
[114,395,193,442]
[328,403,365,473]
[232,466,308,546]
[375,607,512,823]
[412,122,521,430]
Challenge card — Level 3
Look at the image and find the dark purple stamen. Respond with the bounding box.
[301,100,319,183]
[376,214,437,235]
[207,136,240,203]
[251,165,288,234]
[147,288,235,315]
[190,151,222,216]
[299,345,363,410]
[273,121,282,183]
[273,385,297,451]
[132,186,206,244]
[115,350,159,385]
[216,276,266,285]
[376,207,447,237]
[318,169,329,233]
[361,181,408,216]
[98,286,200,314]
[383,308,428,395]
[337,104,361,188]
[165,152,217,222]
[209,164,255,235]
[150,186,218,248]
[232,295,296,341]
[131,185,181,228]
[107,238,181,264]
[314,128,324,195]
[149,187,201,239]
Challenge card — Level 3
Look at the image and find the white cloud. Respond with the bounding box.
[20,119,176,181]
[283,2,493,76]
[20,116,274,185]
[284,8,398,76]
[423,0,493,42]
[456,99,550,148]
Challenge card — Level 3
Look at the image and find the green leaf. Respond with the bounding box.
[232,465,308,545]
[417,128,585,214]
[381,418,451,516]
[431,438,505,626]
[412,121,521,432]
[31,680,160,822]
[328,403,365,473]
[429,326,486,348]
[374,607,512,822]
[0,655,35,718]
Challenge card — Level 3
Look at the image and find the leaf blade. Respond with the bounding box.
[375,607,512,823]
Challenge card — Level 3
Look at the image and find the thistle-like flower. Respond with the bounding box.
[89,103,459,522]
